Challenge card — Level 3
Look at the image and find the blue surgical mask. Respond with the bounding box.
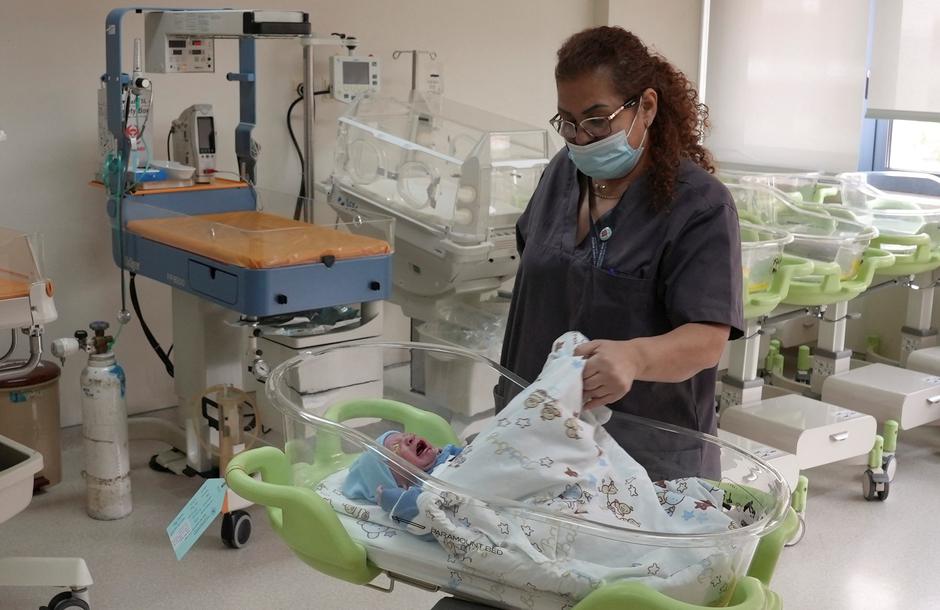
[566,113,647,180]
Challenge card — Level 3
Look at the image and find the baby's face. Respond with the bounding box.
[384,432,439,470]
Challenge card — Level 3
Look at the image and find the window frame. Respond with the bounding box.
[857,0,939,177]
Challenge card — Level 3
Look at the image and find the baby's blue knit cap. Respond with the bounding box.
[342,431,398,503]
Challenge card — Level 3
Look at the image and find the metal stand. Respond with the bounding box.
[900,272,939,365]
[302,38,316,223]
[810,302,852,395]
[392,49,437,91]
[718,320,765,410]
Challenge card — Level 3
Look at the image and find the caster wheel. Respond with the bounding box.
[221,510,252,549]
[877,480,890,502]
[785,514,806,547]
[883,454,897,482]
[148,453,174,474]
[862,470,876,501]
[43,592,90,610]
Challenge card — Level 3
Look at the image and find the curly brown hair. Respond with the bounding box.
[555,26,714,210]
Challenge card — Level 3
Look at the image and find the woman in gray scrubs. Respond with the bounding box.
[498,26,743,465]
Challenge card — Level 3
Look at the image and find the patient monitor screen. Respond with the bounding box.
[343,61,370,85]
[197,116,215,154]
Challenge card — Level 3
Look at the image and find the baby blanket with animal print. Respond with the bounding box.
[402,331,743,606]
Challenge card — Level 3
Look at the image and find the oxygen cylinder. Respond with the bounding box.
[80,322,132,520]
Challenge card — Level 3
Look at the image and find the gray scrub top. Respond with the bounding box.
[498,151,743,473]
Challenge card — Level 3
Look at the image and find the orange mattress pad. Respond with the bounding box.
[0,278,29,300]
[126,211,391,270]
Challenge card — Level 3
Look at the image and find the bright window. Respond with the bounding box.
[888,120,940,173]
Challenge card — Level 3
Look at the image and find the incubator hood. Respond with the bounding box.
[330,93,551,321]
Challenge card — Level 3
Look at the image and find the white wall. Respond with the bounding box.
[600,0,703,85]
[0,0,594,427]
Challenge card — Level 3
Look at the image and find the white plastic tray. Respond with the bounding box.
[0,433,43,525]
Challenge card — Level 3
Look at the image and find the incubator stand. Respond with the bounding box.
[119,189,395,543]
[227,343,796,610]
[718,183,885,493]
[330,93,550,324]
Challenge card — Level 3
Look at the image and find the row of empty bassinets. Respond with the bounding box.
[730,171,940,298]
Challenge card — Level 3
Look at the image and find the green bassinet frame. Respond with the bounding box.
[226,399,797,610]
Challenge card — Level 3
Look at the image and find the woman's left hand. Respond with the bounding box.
[574,340,643,409]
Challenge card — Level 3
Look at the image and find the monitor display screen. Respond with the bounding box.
[342,61,370,85]
[197,116,215,154]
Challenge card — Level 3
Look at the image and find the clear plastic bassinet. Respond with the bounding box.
[740,222,792,296]
[726,182,877,281]
[234,342,793,609]
[734,171,940,277]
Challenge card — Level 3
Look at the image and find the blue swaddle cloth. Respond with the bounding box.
[343,431,461,522]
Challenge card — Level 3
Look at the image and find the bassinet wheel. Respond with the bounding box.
[862,470,876,501]
[862,469,889,502]
[221,510,252,549]
[43,592,90,610]
[785,513,806,547]
[882,454,897,482]
[876,480,890,501]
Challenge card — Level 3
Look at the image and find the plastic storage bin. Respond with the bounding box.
[0,361,61,488]
[0,433,43,525]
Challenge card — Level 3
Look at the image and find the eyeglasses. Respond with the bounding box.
[550,97,640,141]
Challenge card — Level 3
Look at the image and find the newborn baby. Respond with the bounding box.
[343,431,462,522]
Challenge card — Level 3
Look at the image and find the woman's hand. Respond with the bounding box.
[574,340,643,409]
[572,324,731,409]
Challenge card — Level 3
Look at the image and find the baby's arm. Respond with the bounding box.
[377,485,423,522]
